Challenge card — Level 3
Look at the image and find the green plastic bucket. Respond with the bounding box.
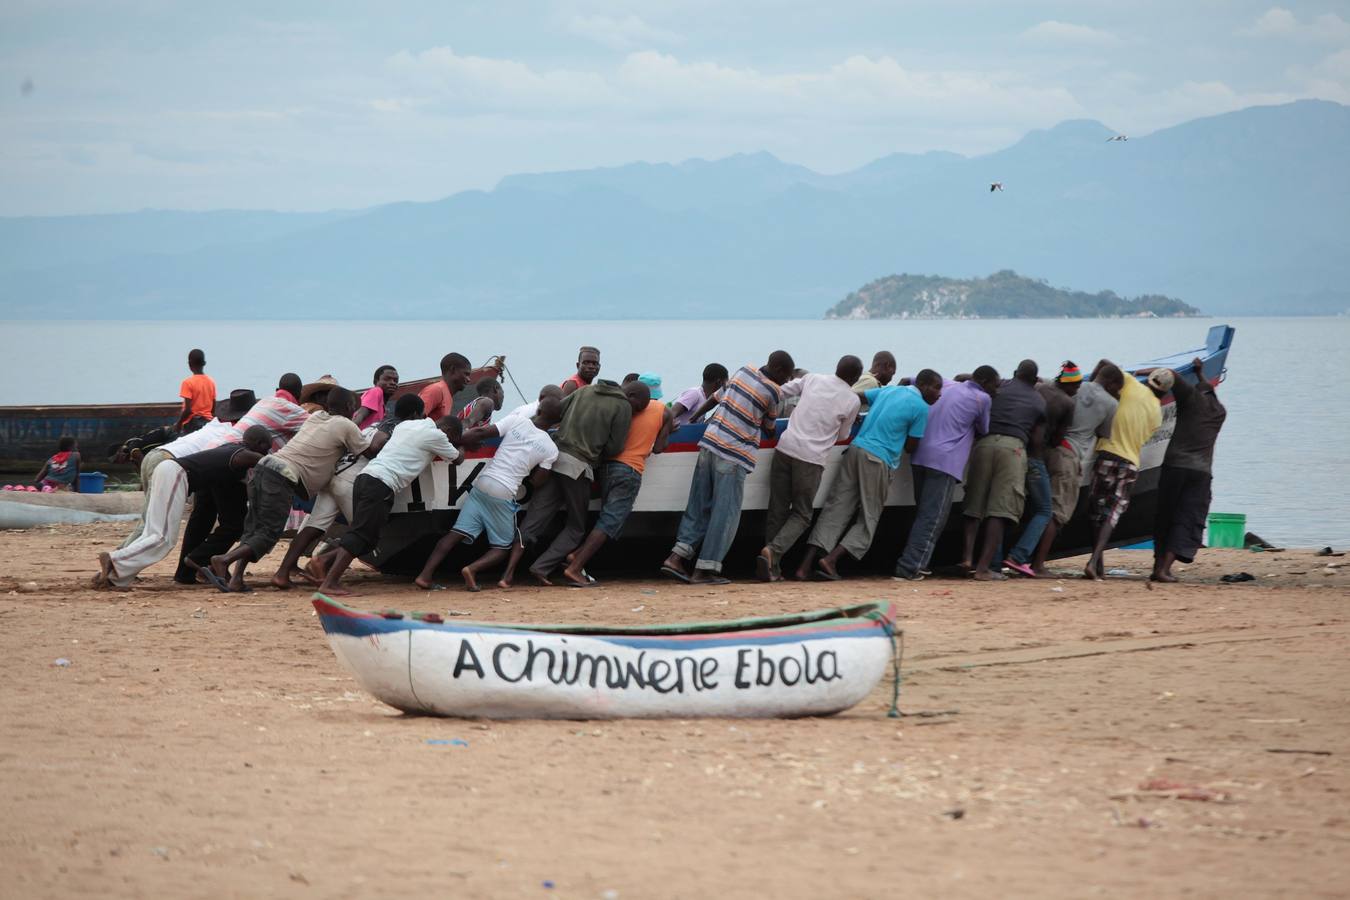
[1206,512,1246,548]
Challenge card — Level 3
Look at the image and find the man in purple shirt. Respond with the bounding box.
[893,366,999,580]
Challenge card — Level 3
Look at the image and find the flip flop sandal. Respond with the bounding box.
[660,565,691,584]
[813,565,842,582]
[200,568,233,593]
[1003,559,1036,578]
[754,554,773,582]
[693,575,731,586]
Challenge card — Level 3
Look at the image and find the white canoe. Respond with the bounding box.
[314,595,899,720]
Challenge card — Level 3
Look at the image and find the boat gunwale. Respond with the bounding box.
[314,593,895,638]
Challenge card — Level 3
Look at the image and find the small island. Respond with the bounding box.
[825,270,1201,319]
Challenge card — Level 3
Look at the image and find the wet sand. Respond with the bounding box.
[2,522,1348,898]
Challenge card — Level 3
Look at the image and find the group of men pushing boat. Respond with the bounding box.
[91,340,1225,594]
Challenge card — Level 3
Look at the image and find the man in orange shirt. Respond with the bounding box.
[418,352,473,421]
[177,349,217,433]
[560,377,671,587]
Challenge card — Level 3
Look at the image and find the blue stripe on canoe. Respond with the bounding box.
[319,614,887,650]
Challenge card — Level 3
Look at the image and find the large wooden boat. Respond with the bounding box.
[369,325,1236,576]
[313,594,898,719]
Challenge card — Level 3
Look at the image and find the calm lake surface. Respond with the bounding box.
[3,316,1347,547]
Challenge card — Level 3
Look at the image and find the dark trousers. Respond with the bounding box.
[519,471,591,575]
[1154,465,1212,564]
[894,465,959,577]
[339,474,396,558]
[175,483,247,583]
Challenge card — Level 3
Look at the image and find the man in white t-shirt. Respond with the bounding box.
[415,396,563,592]
[314,394,464,595]
[758,355,862,580]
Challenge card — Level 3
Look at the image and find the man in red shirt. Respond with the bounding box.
[560,346,601,397]
[418,352,472,421]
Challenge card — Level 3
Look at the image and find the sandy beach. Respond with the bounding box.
[2,521,1347,898]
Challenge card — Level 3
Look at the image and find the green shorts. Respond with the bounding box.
[962,434,1028,522]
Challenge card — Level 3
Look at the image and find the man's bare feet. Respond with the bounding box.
[270,572,294,591]
[1030,566,1052,578]
[305,556,327,583]
[528,568,554,587]
[415,575,436,591]
[320,584,354,597]
[973,569,1007,581]
[460,567,480,592]
[496,576,514,590]
[93,552,115,589]
[560,566,591,587]
[1150,571,1178,583]
[1083,562,1102,581]
[815,556,840,580]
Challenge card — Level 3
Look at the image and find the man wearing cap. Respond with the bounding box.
[558,378,672,587]
[757,356,862,581]
[1005,362,1082,577]
[1151,359,1226,583]
[1083,365,1170,579]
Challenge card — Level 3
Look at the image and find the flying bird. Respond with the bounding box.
[1106,134,1128,142]
[990,182,1004,192]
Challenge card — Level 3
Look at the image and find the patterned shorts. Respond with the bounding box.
[1088,454,1139,530]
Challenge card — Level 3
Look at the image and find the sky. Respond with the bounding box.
[2,0,1348,216]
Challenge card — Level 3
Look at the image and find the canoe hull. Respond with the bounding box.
[316,597,897,720]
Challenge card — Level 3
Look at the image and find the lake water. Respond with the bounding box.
[2,316,1347,547]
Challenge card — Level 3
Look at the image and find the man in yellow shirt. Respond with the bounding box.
[1083,365,1172,579]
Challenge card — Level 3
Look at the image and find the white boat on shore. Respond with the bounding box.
[314,594,898,719]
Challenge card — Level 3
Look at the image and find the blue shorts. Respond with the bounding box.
[452,489,519,550]
[596,461,643,540]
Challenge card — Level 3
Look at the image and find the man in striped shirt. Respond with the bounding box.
[660,350,795,585]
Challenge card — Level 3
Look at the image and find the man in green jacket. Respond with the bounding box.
[512,379,641,584]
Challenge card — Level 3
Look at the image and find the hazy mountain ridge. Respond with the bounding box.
[0,100,1346,319]
[827,270,1201,320]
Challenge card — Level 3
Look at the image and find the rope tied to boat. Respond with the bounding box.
[865,605,904,718]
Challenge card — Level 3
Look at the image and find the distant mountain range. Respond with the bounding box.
[827,270,1201,319]
[1,100,1347,319]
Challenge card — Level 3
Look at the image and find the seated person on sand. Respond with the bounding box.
[207,388,373,593]
[458,377,503,429]
[271,394,415,590]
[94,427,271,590]
[313,397,464,596]
[34,437,80,492]
[415,395,563,592]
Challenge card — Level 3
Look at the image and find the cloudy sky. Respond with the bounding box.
[2,0,1347,215]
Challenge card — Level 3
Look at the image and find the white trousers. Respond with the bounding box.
[109,461,188,587]
[302,457,366,534]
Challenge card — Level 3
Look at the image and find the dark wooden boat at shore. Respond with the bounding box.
[0,358,505,473]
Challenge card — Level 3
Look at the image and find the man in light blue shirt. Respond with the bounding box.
[796,370,942,580]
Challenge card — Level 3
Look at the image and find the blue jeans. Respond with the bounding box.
[1008,457,1052,564]
[672,449,747,573]
[894,465,958,577]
